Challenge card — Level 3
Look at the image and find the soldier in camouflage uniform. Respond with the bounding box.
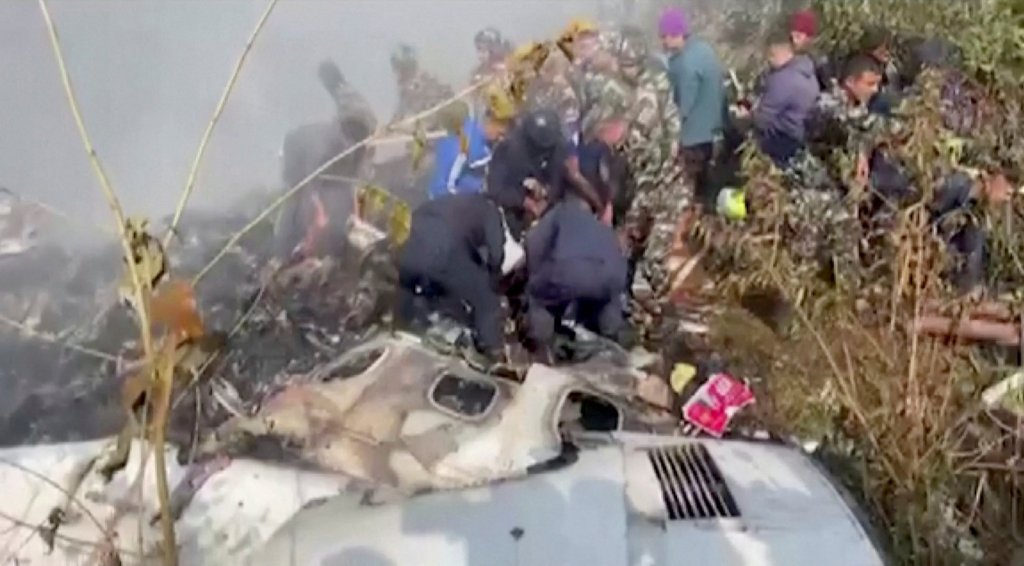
[858,26,905,115]
[612,33,689,301]
[562,19,618,115]
[786,54,897,291]
[390,43,456,128]
[525,50,580,140]
[468,28,511,117]
[469,28,511,86]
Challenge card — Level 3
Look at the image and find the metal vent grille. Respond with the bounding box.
[647,444,741,520]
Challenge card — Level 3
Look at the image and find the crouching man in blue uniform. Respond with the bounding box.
[524,193,629,362]
[396,193,507,364]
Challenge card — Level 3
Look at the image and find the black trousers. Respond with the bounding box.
[526,258,625,349]
[680,142,715,206]
[396,235,503,352]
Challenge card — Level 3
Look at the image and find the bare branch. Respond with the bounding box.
[163,0,280,247]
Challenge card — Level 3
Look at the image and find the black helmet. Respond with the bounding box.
[474,27,503,50]
[522,109,562,151]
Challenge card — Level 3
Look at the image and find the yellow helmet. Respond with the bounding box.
[484,83,517,122]
[564,18,598,38]
[511,41,540,63]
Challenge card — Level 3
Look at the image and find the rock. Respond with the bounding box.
[636,374,674,411]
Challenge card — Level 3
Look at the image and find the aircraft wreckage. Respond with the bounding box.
[0,330,885,565]
[0,143,884,565]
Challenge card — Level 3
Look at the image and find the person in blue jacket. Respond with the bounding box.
[428,101,491,199]
[396,193,507,363]
[753,29,821,167]
[524,193,628,362]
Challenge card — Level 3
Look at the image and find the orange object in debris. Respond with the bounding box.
[300,191,330,258]
[150,278,205,344]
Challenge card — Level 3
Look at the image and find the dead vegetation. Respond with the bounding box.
[674,0,1024,563]
[8,0,1024,564]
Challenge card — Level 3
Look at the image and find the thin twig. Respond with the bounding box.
[37,0,154,362]
[2,188,111,235]
[0,509,135,561]
[0,312,118,362]
[37,2,166,562]
[163,0,279,248]
[0,458,112,550]
[764,265,904,485]
[192,79,488,285]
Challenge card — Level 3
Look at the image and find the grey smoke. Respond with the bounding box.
[0,0,625,237]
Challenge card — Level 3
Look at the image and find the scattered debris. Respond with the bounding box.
[981,371,1024,417]
[681,373,756,438]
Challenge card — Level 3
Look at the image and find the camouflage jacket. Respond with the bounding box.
[525,75,580,135]
[626,67,680,151]
[469,61,507,87]
[810,85,900,159]
[576,69,632,136]
[393,71,456,124]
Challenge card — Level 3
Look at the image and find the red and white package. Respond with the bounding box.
[682,373,755,437]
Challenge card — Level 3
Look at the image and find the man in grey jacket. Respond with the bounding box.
[754,29,821,166]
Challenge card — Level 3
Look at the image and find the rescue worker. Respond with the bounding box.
[486,108,604,239]
[594,33,689,306]
[525,50,581,144]
[481,82,516,146]
[569,20,622,123]
[524,192,628,362]
[810,54,888,183]
[470,27,511,85]
[858,26,902,115]
[577,101,630,221]
[469,27,512,118]
[788,55,889,291]
[390,43,456,126]
[614,30,681,217]
[396,193,506,362]
[428,100,490,199]
[562,19,604,69]
[275,115,371,261]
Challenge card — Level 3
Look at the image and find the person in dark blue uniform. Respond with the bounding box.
[396,193,507,360]
[524,194,628,361]
[486,108,603,239]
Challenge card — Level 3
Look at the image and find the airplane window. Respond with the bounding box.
[326,346,386,381]
[558,391,621,435]
[429,373,498,419]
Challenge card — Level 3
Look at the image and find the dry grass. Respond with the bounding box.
[690,4,1024,561]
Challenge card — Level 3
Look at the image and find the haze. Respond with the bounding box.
[0,0,623,235]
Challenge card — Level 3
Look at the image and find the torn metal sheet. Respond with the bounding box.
[197,332,678,494]
[0,439,351,565]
